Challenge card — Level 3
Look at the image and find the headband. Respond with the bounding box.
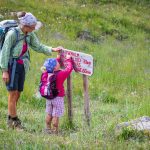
[19,12,37,26]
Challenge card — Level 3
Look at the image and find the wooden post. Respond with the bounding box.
[83,75,90,126]
[67,74,73,123]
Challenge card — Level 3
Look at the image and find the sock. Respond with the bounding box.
[11,116,18,121]
[8,115,18,120]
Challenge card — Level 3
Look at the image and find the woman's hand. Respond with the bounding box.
[52,46,64,52]
[2,71,9,84]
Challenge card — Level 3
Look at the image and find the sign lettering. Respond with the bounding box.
[60,49,93,76]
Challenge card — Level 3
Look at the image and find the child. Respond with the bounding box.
[41,53,73,134]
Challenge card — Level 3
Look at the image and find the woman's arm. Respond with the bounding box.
[28,32,62,55]
[28,32,52,55]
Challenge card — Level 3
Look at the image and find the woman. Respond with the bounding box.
[0,12,62,130]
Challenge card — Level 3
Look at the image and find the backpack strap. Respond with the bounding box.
[47,73,52,97]
[9,58,17,88]
[13,28,30,61]
[10,28,28,52]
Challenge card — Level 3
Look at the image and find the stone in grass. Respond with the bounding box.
[116,116,150,139]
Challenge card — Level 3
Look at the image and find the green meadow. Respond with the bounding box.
[0,0,150,149]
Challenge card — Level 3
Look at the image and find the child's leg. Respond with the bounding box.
[45,100,53,129]
[45,114,52,129]
[51,97,64,133]
[52,117,59,133]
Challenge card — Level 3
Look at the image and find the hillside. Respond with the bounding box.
[0,0,150,149]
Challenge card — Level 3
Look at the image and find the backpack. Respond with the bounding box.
[0,20,18,50]
[39,71,59,100]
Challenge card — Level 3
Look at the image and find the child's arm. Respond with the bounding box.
[57,56,73,81]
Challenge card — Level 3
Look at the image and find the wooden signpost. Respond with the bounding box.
[60,49,93,126]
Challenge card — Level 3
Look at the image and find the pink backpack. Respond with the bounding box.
[39,71,59,100]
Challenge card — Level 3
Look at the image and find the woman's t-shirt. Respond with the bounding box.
[17,41,28,64]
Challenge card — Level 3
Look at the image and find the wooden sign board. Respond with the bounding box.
[60,49,94,76]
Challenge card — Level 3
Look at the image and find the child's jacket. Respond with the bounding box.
[55,58,73,97]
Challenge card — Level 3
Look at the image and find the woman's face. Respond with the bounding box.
[23,24,36,33]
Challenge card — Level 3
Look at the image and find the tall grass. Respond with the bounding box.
[0,0,150,149]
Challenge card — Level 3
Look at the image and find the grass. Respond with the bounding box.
[0,0,150,149]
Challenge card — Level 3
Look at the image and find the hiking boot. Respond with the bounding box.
[7,116,25,131]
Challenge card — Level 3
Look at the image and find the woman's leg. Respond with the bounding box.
[8,90,20,117]
[16,91,21,105]
[6,63,25,130]
[7,90,24,130]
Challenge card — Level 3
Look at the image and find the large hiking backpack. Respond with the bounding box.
[0,20,18,50]
[39,71,59,100]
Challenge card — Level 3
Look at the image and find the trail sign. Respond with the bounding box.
[60,49,94,76]
[60,48,93,125]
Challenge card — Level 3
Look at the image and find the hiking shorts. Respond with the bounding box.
[46,97,64,117]
[6,63,25,92]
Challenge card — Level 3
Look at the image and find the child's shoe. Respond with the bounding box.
[43,128,52,134]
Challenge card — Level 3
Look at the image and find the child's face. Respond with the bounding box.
[54,61,60,71]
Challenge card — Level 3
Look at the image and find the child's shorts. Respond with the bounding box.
[46,97,64,117]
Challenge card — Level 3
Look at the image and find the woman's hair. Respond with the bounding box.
[10,11,26,21]
[16,11,26,18]
[15,12,26,24]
